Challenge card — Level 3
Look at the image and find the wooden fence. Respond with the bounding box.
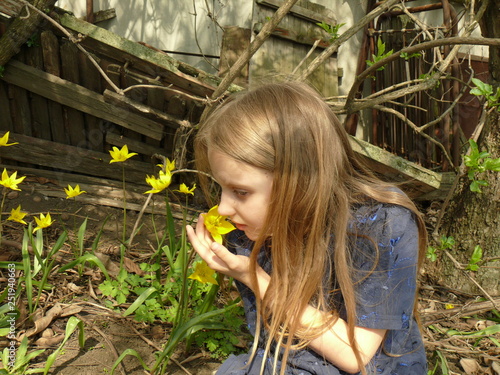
[0,9,451,201]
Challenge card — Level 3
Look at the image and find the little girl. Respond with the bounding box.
[186,81,427,375]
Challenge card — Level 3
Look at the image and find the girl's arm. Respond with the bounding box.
[186,216,385,374]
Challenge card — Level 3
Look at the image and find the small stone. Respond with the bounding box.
[33,196,42,203]
[61,213,70,221]
[7,191,19,199]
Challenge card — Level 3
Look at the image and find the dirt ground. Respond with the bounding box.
[1,177,500,375]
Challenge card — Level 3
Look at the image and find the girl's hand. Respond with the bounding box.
[186,214,254,287]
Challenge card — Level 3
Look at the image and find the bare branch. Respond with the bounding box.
[346,37,500,114]
[291,39,321,76]
[297,0,400,82]
[373,104,455,167]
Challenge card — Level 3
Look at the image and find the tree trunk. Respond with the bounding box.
[0,0,57,67]
[438,0,500,296]
[439,111,500,295]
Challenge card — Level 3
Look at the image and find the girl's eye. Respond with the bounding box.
[234,190,248,197]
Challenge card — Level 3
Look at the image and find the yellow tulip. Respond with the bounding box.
[203,205,236,244]
[175,183,196,195]
[0,131,18,147]
[188,260,218,285]
[109,145,138,163]
[145,170,172,194]
[64,184,87,199]
[0,168,26,191]
[7,205,27,225]
[33,213,55,233]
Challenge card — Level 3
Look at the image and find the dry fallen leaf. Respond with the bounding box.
[460,358,481,375]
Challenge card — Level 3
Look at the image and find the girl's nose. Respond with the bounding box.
[217,191,235,217]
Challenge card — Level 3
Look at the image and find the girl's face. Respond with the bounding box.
[208,149,273,241]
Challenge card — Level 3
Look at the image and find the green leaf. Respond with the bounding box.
[470,180,482,193]
[123,287,158,317]
[110,349,150,374]
[43,317,85,374]
[470,245,483,264]
[59,253,110,280]
[77,218,88,254]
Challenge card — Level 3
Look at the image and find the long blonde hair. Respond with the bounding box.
[194,81,426,374]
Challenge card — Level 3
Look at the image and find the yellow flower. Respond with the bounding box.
[7,205,27,225]
[445,303,455,310]
[0,131,18,147]
[188,260,218,285]
[144,170,172,194]
[0,168,26,191]
[33,213,55,233]
[175,183,196,195]
[64,184,87,199]
[203,205,236,244]
[109,145,138,163]
[157,158,175,172]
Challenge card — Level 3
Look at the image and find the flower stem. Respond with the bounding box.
[121,165,127,244]
[0,188,6,248]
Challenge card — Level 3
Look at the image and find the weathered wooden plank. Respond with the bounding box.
[85,8,116,24]
[77,44,105,152]
[250,2,338,97]
[349,135,444,196]
[30,94,52,140]
[37,35,67,144]
[9,85,32,136]
[106,131,166,159]
[21,44,52,140]
[219,26,251,87]
[4,164,199,218]
[0,0,23,18]
[253,22,331,48]
[257,0,337,25]
[59,38,87,148]
[1,60,165,140]
[58,13,242,97]
[103,89,188,129]
[5,133,154,183]
[41,30,61,76]
[0,81,13,131]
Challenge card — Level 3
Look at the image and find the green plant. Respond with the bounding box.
[0,317,84,375]
[366,38,394,72]
[400,51,422,60]
[446,323,500,347]
[25,34,39,48]
[466,245,483,271]
[464,139,500,193]
[426,235,455,262]
[427,350,450,375]
[316,21,345,42]
[470,77,500,109]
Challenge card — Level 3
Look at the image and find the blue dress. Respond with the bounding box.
[217,203,427,375]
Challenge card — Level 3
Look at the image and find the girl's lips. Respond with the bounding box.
[234,223,247,231]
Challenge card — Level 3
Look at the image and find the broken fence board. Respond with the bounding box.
[349,135,445,197]
[3,133,154,183]
[59,13,243,97]
[2,60,164,141]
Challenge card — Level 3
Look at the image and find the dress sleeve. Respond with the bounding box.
[348,204,420,330]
